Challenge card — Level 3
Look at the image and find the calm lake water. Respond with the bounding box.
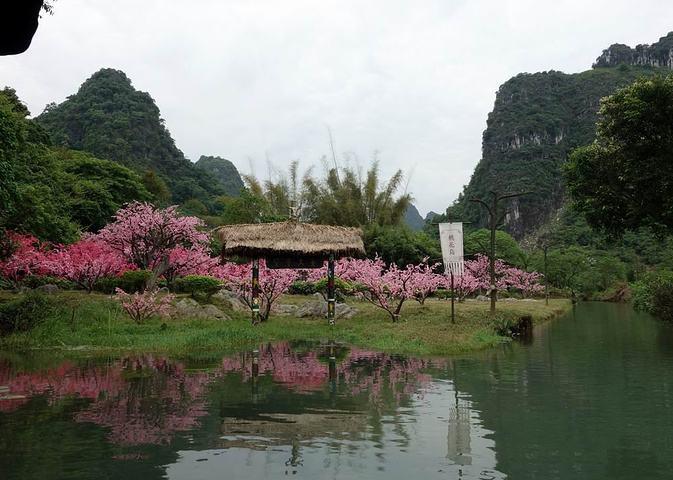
[1,303,673,479]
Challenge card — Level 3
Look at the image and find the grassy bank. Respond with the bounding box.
[0,291,571,357]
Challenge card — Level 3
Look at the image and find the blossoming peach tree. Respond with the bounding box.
[96,202,209,288]
[212,260,297,322]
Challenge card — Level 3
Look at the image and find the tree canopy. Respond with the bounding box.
[564,75,673,234]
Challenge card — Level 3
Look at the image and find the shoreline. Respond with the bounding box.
[0,292,572,358]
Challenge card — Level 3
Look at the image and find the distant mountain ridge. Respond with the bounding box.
[403,204,425,231]
[36,68,243,207]
[441,33,671,238]
[195,155,244,197]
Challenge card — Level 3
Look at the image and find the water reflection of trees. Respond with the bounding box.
[0,343,447,448]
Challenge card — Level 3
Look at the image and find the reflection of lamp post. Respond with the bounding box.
[327,254,336,325]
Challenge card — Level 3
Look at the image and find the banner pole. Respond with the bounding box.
[451,269,455,324]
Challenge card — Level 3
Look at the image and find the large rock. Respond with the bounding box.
[274,304,298,316]
[173,298,231,321]
[475,295,490,302]
[211,289,249,312]
[35,284,59,295]
[295,294,358,320]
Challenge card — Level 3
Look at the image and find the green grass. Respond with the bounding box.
[0,291,571,357]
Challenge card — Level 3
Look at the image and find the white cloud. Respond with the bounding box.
[2,0,673,215]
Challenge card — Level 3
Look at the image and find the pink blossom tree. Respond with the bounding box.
[504,267,544,298]
[337,257,417,322]
[162,246,218,287]
[409,260,445,305]
[464,254,511,293]
[114,288,175,324]
[0,232,50,288]
[46,238,133,292]
[96,202,209,288]
[449,269,480,301]
[212,260,297,321]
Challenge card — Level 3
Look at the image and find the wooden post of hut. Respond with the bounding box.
[327,253,336,325]
[251,259,260,324]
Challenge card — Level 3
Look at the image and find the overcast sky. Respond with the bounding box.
[2,1,673,215]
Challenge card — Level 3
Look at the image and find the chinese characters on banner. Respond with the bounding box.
[439,223,464,275]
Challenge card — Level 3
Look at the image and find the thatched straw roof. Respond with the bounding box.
[217,221,365,261]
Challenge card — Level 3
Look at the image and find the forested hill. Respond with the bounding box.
[441,32,673,238]
[36,68,242,207]
[195,155,244,197]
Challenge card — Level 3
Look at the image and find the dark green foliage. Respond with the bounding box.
[288,280,317,295]
[21,275,75,290]
[404,204,425,231]
[302,161,411,227]
[363,224,441,266]
[564,75,673,234]
[0,88,151,241]
[632,270,673,321]
[216,190,284,224]
[443,64,662,238]
[464,228,526,266]
[35,69,232,207]
[314,277,352,302]
[94,270,153,294]
[174,275,222,299]
[141,170,171,206]
[0,292,52,336]
[195,155,244,197]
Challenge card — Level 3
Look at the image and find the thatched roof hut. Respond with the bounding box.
[216,221,365,268]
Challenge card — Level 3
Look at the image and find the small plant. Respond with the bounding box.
[490,314,518,337]
[0,292,53,336]
[288,280,317,296]
[313,277,352,302]
[174,275,222,299]
[114,288,174,324]
[95,270,153,294]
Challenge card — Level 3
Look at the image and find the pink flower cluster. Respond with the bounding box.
[114,288,175,324]
[212,260,297,321]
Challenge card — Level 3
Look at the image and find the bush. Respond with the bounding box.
[288,280,317,295]
[95,270,153,294]
[22,275,76,290]
[174,275,222,299]
[632,270,673,321]
[0,292,53,336]
[314,277,352,302]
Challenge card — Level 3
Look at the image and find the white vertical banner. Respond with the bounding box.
[439,223,464,275]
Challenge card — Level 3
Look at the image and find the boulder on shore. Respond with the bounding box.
[211,289,249,312]
[173,298,231,321]
[295,293,358,319]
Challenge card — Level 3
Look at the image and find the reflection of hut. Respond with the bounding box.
[219,410,368,449]
[217,221,365,324]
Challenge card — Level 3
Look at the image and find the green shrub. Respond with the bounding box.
[288,280,317,295]
[314,277,352,302]
[0,292,53,336]
[174,275,222,299]
[632,270,673,321]
[22,275,76,290]
[95,270,153,294]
